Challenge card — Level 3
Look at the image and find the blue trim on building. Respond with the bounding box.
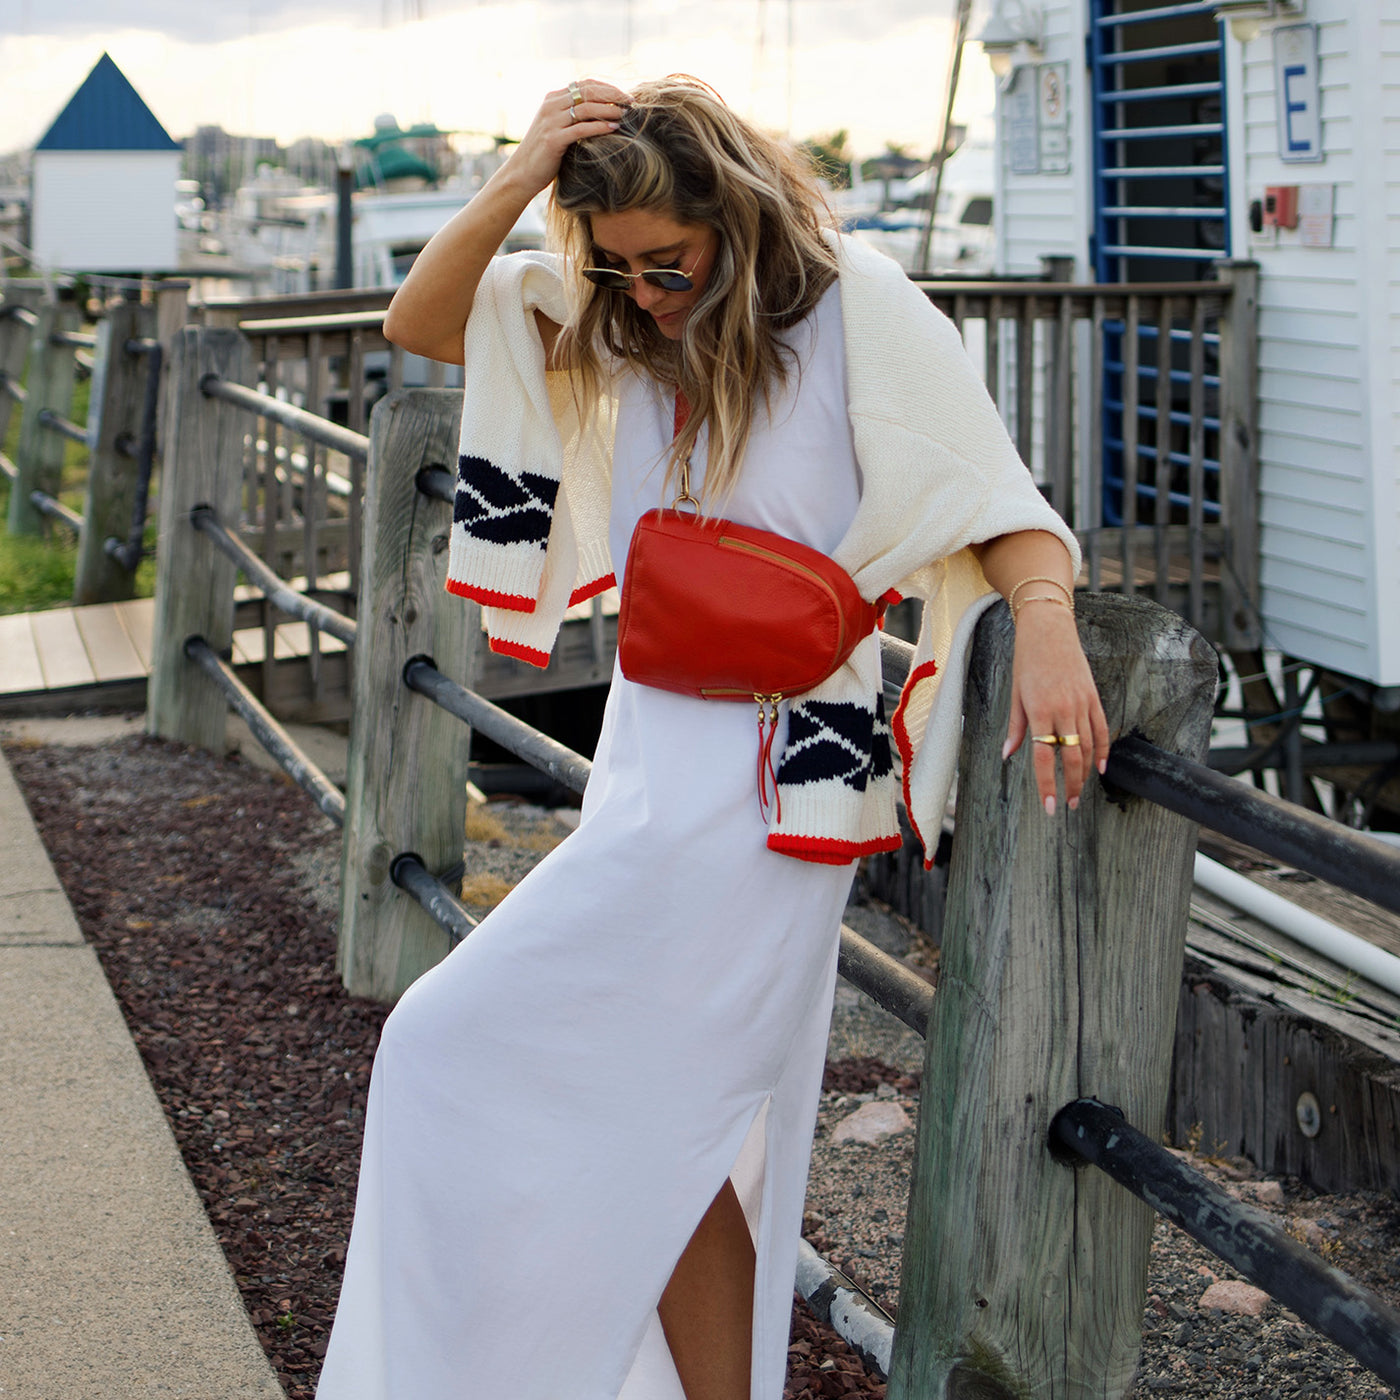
[1089,0,1229,526]
[35,53,181,153]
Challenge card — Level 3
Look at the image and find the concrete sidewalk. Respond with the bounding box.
[0,734,283,1399]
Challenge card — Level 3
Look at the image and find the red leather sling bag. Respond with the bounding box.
[617,390,884,818]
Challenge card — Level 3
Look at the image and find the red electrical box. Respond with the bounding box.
[1263,186,1299,230]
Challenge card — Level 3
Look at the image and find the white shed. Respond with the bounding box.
[30,53,182,275]
[982,0,1400,691]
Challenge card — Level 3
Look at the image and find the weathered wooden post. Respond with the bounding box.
[339,389,478,1002]
[888,592,1216,1400]
[146,326,252,749]
[7,297,77,535]
[0,287,41,466]
[73,298,157,603]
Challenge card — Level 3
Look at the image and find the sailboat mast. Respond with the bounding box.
[917,0,974,272]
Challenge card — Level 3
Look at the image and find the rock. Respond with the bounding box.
[1199,1280,1270,1316]
[1250,1180,1286,1208]
[831,1100,913,1145]
[1296,1219,1330,1251]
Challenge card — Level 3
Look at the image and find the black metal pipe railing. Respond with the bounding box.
[0,370,26,403]
[1051,1098,1400,1389]
[182,636,347,825]
[415,464,455,503]
[28,489,82,533]
[2,305,37,327]
[191,506,359,646]
[1107,735,1400,916]
[105,341,163,572]
[200,373,371,462]
[0,450,16,482]
[390,854,479,945]
[1207,739,1400,774]
[36,406,87,445]
[403,657,593,795]
[50,329,97,350]
[837,928,933,1037]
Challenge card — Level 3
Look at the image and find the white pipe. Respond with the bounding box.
[1194,852,1400,1000]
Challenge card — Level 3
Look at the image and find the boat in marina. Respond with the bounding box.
[186,118,546,296]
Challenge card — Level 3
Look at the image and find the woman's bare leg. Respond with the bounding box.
[658,1177,755,1400]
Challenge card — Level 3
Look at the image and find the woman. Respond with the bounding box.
[317,76,1109,1400]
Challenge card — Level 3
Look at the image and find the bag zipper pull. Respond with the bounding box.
[755,693,782,824]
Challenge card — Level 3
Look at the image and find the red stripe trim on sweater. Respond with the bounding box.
[891,658,941,870]
[488,637,551,668]
[765,832,903,866]
[568,573,616,607]
[445,579,538,613]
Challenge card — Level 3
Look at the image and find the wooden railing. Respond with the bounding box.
[0,281,184,604]
[915,261,1260,650]
[143,348,1400,1396]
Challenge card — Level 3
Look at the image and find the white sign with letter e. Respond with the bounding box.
[1273,24,1322,164]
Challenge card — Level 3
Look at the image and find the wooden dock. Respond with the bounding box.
[0,589,618,719]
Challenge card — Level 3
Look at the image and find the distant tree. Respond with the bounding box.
[799,130,852,190]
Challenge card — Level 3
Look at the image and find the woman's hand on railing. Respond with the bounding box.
[1002,604,1112,815]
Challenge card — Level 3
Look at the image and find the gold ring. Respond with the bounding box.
[1031,734,1060,745]
[1059,734,1082,746]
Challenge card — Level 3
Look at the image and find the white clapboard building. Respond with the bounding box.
[30,53,182,274]
[980,0,1398,695]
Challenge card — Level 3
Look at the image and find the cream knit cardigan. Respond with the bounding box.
[446,233,1080,866]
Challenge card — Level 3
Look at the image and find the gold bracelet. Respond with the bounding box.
[1012,594,1074,624]
[1008,575,1074,611]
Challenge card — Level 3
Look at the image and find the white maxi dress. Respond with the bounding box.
[316,284,864,1400]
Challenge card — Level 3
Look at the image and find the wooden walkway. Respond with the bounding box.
[0,588,618,717]
[0,597,349,709]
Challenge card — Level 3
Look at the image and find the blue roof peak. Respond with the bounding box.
[36,53,182,154]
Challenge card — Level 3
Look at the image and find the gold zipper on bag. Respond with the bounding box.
[717,535,846,653]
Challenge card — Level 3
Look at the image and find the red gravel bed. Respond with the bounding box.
[5,735,886,1399]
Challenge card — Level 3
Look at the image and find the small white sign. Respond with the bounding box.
[1297,183,1334,247]
[1005,67,1039,175]
[1038,63,1070,174]
[1273,24,1323,164]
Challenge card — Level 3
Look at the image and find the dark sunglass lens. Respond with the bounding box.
[582,268,631,290]
[642,271,693,292]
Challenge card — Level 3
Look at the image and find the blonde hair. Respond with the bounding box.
[549,75,838,508]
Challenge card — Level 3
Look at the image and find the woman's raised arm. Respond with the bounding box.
[382,81,631,365]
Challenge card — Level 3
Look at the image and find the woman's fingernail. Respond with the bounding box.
[1069,796,1079,811]
[1044,795,1056,817]
[1098,758,1108,775]
[1001,739,1013,761]
[607,121,621,129]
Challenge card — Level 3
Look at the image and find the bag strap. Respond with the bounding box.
[671,389,700,514]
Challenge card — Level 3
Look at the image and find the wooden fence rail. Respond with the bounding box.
[141,350,1400,1398]
[916,261,1259,650]
[0,281,184,604]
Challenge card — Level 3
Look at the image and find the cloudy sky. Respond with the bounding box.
[0,0,997,158]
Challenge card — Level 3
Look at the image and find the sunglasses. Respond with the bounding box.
[581,237,709,293]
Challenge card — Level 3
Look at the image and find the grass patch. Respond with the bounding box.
[0,478,79,612]
[0,339,158,615]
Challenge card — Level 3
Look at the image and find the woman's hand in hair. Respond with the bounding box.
[504,81,632,199]
[383,79,630,365]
